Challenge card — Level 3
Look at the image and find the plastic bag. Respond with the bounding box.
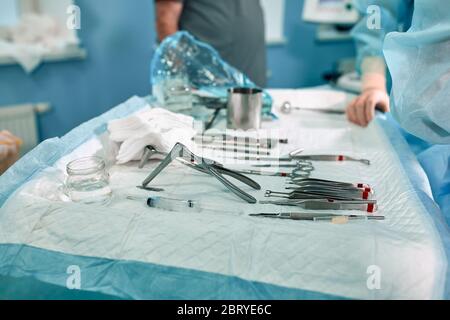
[150,31,273,116]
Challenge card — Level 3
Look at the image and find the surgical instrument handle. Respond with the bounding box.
[207,166,257,204]
[313,215,385,222]
[235,169,291,177]
[142,144,180,187]
[141,143,259,204]
[179,160,261,190]
[250,212,384,222]
[292,155,371,165]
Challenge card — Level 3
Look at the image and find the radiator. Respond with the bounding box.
[0,103,50,155]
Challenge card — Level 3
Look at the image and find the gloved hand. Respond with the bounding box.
[0,130,21,175]
[346,63,390,127]
[346,88,390,127]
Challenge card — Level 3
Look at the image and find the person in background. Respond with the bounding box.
[346,0,414,127]
[350,0,450,226]
[154,0,267,87]
[0,130,21,175]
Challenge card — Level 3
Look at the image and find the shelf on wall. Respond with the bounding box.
[0,45,87,66]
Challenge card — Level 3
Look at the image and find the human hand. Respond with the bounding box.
[346,89,390,127]
[0,131,21,174]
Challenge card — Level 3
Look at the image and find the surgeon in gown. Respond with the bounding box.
[349,0,450,225]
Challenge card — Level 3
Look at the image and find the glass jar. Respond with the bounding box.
[65,157,112,205]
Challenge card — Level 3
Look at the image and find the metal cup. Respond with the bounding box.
[227,87,263,130]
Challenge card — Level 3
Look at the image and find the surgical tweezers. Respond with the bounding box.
[287,178,373,193]
[285,184,372,197]
[141,143,261,203]
[259,199,378,213]
[265,189,372,201]
[249,212,384,222]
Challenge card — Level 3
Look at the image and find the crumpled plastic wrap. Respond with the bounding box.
[150,31,273,115]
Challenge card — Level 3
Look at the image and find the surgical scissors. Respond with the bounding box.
[291,164,314,178]
[141,143,261,203]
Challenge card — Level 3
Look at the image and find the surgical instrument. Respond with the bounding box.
[233,161,314,178]
[237,149,370,166]
[280,101,346,115]
[136,186,165,192]
[251,159,315,178]
[293,155,371,166]
[204,108,222,131]
[200,132,288,148]
[198,145,271,156]
[236,148,305,162]
[141,143,261,203]
[249,212,385,222]
[286,177,372,192]
[259,199,378,213]
[233,169,293,177]
[285,182,373,194]
[265,189,373,201]
[195,135,264,149]
[139,145,167,169]
[252,160,314,169]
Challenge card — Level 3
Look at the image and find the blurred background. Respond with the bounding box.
[0,0,356,152]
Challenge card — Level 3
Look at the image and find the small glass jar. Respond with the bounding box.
[65,157,112,205]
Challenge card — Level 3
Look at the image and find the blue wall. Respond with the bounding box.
[267,0,356,88]
[0,0,156,140]
[0,0,355,141]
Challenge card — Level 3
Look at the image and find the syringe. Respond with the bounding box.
[146,196,241,216]
[147,196,202,213]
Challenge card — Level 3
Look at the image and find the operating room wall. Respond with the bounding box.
[0,0,355,141]
[266,0,356,88]
[0,0,156,141]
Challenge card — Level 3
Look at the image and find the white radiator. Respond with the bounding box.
[0,103,50,155]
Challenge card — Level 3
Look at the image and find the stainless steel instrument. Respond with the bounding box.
[141,143,261,204]
[280,101,346,115]
[249,212,384,222]
[227,87,263,130]
[259,199,378,213]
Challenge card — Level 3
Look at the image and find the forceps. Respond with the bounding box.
[141,143,261,203]
[265,189,371,201]
[285,178,373,193]
[287,177,373,193]
[249,212,384,222]
[258,199,378,213]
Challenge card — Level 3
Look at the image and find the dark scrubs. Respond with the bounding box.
[177,0,267,87]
